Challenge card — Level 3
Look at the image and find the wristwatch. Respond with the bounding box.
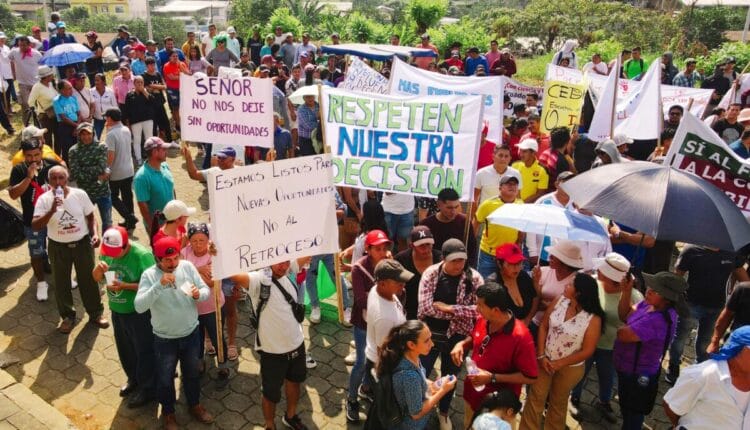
[490,373,497,384]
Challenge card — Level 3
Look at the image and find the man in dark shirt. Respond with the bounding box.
[708,281,750,354]
[712,103,744,144]
[8,139,60,301]
[666,244,748,383]
[419,188,478,268]
[395,226,442,319]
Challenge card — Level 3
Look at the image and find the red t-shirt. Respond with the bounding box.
[520,131,550,155]
[152,225,187,247]
[476,140,496,170]
[463,316,538,410]
[162,62,182,90]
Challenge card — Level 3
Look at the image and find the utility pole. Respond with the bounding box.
[146,0,153,40]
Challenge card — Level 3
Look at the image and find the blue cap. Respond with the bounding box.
[216,147,236,158]
[56,21,66,28]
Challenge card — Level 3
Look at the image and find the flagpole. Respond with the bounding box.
[609,55,620,138]
[656,60,664,151]
[317,83,345,325]
[213,279,224,364]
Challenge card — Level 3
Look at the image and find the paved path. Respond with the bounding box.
[0,120,683,429]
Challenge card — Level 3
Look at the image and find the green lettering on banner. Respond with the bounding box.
[412,164,428,194]
[403,102,420,130]
[422,103,439,132]
[360,160,379,188]
[393,163,413,192]
[377,161,394,190]
[331,157,344,182]
[387,103,402,129]
[342,96,357,125]
[344,158,360,185]
[440,104,462,133]
[328,94,342,123]
[373,101,389,127]
[679,133,750,180]
[355,97,372,127]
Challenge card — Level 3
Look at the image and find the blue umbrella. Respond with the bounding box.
[560,161,750,251]
[39,43,92,67]
[487,203,609,243]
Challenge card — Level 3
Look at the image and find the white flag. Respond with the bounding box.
[587,56,619,142]
[614,60,662,140]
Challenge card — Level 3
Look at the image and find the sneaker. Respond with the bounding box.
[281,414,308,430]
[71,279,78,289]
[570,396,583,421]
[597,402,617,424]
[357,385,374,403]
[342,308,352,327]
[438,414,453,430]
[665,370,679,385]
[309,306,321,324]
[305,354,317,369]
[344,350,356,366]
[346,399,360,423]
[36,281,49,302]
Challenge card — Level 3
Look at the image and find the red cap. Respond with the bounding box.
[154,237,181,258]
[32,26,41,32]
[101,226,128,257]
[133,43,146,52]
[495,243,525,264]
[365,229,391,247]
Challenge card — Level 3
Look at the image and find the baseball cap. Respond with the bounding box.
[117,24,129,32]
[495,243,524,264]
[227,26,236,33]
[410,226,434,247]
[517,138,539,152]
[442,238,468,262]
[101,226,129,257]
[0,32,6,40]
[76,122,94,133]
[499,174,519,186]
[133,43,146,52]
[154,237,181,259]
[259,65,270,72]
[85,31,98,38]
[374,259,414,283]
[56,22,66,29]
[365,229,391,247]
[144,136,170,151]
[22,125,46,141]
[163,199,197,222]
[216,147,236,159]
[145,39,157,46]
[20,139,43,151]
[31,26,41,32]
[261,54,274,63]
[420,33,430,39]
[685,57,696,65]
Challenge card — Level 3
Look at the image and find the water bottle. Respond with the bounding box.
[97,167,111,185]
[465,356,485,391]
[434,375,455,389]
[54,186,64,212]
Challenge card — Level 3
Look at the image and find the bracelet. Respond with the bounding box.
[537,354,546,359]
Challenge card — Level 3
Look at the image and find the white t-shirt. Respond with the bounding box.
[381,193,415,215]
[532,267,577,325]
[202,34,216,55]
[474,164,522,204]
[73,86,92,120]
[365,287,406,362]
[33,187,95,243]
[8,48,43,86]
[246,265,305,354]
[582,61,608,76]
[0,45,13,80]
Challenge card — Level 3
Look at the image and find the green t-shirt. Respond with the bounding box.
[101,242,156,314]
[597,284,643,350]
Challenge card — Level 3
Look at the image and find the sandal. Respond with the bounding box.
[205,341,216,356]
[227,345,239,361]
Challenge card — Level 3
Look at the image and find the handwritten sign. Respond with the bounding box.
[207,155,340,277]
[340,57,389,94]
[321,86,483,201]
[540,80,585,133]
[179,73,274,148]
[389,56,503,144]
[503,77,544,108]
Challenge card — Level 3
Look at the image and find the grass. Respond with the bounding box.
[514,53,553,86]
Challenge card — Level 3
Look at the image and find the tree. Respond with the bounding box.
[63,5,90,27]
[285,0,327,28]
[406,0,447,35]
[231,0,281,37]
[267,8,303,37]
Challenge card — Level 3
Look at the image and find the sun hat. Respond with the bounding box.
[545,240,584,269]
[593,252,630,282]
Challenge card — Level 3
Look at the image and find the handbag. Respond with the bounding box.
[272,278,305,323]
[618,310,672,415]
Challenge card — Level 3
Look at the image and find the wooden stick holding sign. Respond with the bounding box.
[213,279,224,364]
[317,83,346,325]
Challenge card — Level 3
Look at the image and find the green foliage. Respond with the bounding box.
[695,42,750,78]
[284,0,327,28]
[430,18,494,55]
[406,0,447,35]
[77,14,120,34]
[577,39,624,64]
[63,5,90,27]
[231,0,282,37]
[513,53,552,86]
[672,6,746,54]
[0,3,33,35]
[345,12,383,43]
[267,8,303,38]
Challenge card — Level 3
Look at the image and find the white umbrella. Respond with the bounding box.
[288,85,319,105]
[487,203,609,243]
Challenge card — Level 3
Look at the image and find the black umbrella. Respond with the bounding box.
[560,161,750,251]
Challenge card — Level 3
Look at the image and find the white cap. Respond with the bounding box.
[612,133,633,147]
[0,32,6,39]
[517,138,539,152]
[227,26,236,33]
[593,252,631,282]
[22,125,47,141]
[163,200,197,221]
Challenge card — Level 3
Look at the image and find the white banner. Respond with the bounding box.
[340,57,389,94]
[179,74,274,147]
[207,155,340,277]
[502,76,544,108]
[718,73,750,109]
[546,64,583,84]
[614,60,662,140]
[321,86,484,201]
[389,56,503,143]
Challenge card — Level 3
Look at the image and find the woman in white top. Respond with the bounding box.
[28,66,58,144]
[90,74,118,140]
[520,273,604,430]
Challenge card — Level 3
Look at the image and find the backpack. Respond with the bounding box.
[363,370,406,430]
[0,199,25,250]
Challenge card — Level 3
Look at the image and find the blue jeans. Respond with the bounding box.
[571,348,615,403]
[668,302,722,376]
[112,311,155,390]
[93,118,105,140]
[23,225,47,258]
[94,194,113,233]
[347,326,372,401]
[384,212,413,243]
[478,250,497,279]
[302,253,351,309]
[420,333,463,414]
[153,327,202,414]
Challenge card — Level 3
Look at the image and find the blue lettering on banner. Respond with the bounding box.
[337,127,455,165]
[397,79,420,94]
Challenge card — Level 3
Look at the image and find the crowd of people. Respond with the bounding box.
[2,13,750,430]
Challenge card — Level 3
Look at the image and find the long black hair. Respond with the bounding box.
[376,320,425,378]
[573,273,606,333]
[469,388,522,429]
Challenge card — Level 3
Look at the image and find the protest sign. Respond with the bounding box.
[503,76,544,107]
[540,75,586,133]
[614,61,662,140]
[546,63,583,84]
[321,86,484,202]
[207,155,340,277]
[718,73,750,109]
[389,57,503,143]
[666,113,750,216]
[179,74,274,147]
[340,57,389,94]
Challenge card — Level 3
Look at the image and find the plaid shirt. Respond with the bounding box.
[417,262,482,338]
[297,103,319,138]
[672,71,701,88]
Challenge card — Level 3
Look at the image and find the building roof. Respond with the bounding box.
[154,0,229,13]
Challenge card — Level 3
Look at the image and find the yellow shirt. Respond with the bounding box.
[475,197,523,254]
[512,160,549,200]
[12,145,62,166]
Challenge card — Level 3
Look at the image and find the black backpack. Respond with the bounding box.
[363,370,406,430]
[0,199,25,250]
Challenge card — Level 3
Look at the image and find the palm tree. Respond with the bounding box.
[284,0,327,27]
